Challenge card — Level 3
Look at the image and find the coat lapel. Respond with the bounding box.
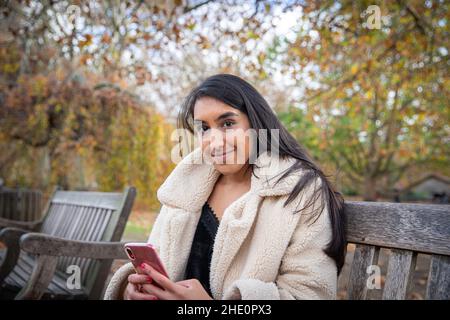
[209,153,300,298]
[209,189,260,299]
[157,148,221,213]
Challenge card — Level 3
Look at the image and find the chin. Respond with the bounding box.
[213,163,244,175]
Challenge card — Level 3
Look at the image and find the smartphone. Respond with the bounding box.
[124,242,169,290]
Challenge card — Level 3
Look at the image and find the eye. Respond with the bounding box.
[223,120,235,128]
[194,122,209,134]
[197,124,209,133]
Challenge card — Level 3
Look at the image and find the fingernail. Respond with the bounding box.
[140,263,146,269]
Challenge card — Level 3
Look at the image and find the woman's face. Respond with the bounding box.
[193,96,252,175]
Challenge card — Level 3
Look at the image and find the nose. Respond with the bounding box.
[208,128,226,155]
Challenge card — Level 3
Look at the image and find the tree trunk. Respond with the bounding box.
[363,176,378,201]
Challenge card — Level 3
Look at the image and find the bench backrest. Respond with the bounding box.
[0,189,43,221]
[39,186,136,298]
[345,201,450,300]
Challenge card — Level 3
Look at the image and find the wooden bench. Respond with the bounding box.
[0,188,43,222]
[345,201,450,300]
[2,196,447,300]
[0,186,136,299]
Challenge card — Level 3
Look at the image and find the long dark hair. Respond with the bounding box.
[178,74,346,274]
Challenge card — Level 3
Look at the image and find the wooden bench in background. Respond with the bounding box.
[0,186,136,300]
[345,201,449,300]
[0,188,43,223]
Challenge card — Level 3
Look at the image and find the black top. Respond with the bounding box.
[184,202,220,297]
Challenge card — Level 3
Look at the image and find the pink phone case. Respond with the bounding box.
[124,242,169,279]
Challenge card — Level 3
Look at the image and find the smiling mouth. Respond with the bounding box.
[211,149,234,158]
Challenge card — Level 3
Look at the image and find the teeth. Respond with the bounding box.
[212,150,233,157]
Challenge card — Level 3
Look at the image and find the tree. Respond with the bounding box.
[1,0,283,116]
[0,56,174,208]
[282,0,449,200]
[1,0,287,207]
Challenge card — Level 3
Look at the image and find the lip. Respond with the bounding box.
[211,149,234,158]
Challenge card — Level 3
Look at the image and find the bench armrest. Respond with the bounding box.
[0,217,43,231]
[0,227,30,283]
[20,233,128,259]
[15,233,128,300]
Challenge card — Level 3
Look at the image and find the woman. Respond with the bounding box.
[104,74,346,300]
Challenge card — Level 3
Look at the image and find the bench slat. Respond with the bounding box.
[382,249,417,300]
[58,205,86,272]
[41,203,57,234]
[51,191,123,210]
[6,254,86,298]
[73,207,104,283]
[69,206,96,274]
[0,190,43,222]
[346,202,450,256]
[347,244,380,299]
[425,254,450,300]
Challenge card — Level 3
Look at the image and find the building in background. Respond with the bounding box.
[398,174,450,204]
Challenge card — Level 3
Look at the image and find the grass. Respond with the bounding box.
[123,222,152,241]
[122,208,157,242]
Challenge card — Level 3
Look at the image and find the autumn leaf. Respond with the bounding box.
[78,34,93,48]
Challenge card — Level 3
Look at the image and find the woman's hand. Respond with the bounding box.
[123,273,158,300]
[139,263,213,300]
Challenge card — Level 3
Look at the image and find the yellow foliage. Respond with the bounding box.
[1,66,175,211]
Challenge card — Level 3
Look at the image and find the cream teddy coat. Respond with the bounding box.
[104,147,337,300]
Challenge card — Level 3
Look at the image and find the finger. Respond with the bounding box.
[141,263,175,292]
[128,273,152,285]
[141,283,171,300]
[128,273,150,284]
[128,289,158,300]
[126,283,156,300]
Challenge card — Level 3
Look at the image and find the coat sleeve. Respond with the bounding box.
[223,184,338,300]
[103,205,168,300]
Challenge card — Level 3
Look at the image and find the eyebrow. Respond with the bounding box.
[215,111,239,121]
[194,111,239,123]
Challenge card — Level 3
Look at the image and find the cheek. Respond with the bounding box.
[236,132,251,155]
[225,130,248,147]
[229,132,250,165]
[241,136,250,158]
[224,132,238,148]
[199,133,210,151]
[201,137,208,150]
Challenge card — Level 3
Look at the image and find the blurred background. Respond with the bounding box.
[0,0,449,299]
